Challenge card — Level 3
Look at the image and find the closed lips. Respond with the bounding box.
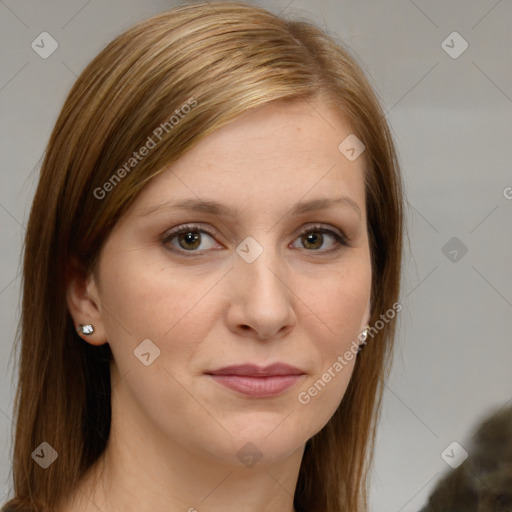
[205,363,305,377]
[205,364,306,398]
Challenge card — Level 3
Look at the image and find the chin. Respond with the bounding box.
[193,418,307,469]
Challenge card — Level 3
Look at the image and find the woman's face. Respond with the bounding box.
[76,97,372,468]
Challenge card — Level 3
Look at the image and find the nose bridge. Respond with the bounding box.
[228,233,295,337]
[235,233,286,298]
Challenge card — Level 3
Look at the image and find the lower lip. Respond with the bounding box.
[207,374,305,398]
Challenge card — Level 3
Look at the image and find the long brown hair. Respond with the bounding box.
[3,2,404,511]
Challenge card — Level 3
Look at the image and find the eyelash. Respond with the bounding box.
[161,223,350,257]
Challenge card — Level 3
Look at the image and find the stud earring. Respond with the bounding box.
[357,325,371,353]
[77,324,95,335]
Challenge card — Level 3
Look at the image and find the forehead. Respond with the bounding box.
[131,98,366,218]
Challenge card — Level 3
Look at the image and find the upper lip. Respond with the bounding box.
[205,363,305,377]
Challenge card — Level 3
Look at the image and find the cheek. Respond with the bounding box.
[98,249,222,343]
[97,252,217,425]
[303,261,371,338]
[296,260,370,405]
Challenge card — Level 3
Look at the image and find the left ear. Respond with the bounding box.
[65,256,109,346]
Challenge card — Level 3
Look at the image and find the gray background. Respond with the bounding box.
[1,1,511,510]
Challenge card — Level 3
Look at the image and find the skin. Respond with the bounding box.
[64,96,372,512]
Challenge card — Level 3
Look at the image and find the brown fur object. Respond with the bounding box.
[419,405,512,512]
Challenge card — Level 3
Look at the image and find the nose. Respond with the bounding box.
[225,246,296,340]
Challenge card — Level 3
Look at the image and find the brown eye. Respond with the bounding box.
[301,231,324,250]
[293,226,348,253]
[162,224,219,254]
[177,230,202,250]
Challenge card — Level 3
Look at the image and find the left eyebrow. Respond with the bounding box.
[137,196,362,221]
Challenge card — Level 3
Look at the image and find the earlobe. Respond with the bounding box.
[65,257,108,346]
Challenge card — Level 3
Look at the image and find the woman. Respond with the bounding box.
[2,2,404,511]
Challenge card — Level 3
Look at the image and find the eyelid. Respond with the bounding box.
[296,223,349,244]
[163,223,219,239]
